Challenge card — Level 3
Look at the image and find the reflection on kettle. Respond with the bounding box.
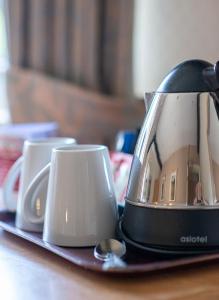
[121,60,219,253]
[126,62,219,208]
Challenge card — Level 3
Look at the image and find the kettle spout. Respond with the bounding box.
[203,61,219,119]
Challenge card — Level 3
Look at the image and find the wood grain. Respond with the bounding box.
[6,67,144,148]
[52,0,69,79]
[115,0,134,98]
[7,0,135,97]
[100,0,134,98]
[68,0,101,90]
[0,228,219,300]
[7,0,26,66]
[28,0,54,72]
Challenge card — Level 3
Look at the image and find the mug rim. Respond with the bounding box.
[25,137,76,146]
[54,144,107,153]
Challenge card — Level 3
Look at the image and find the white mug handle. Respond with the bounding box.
[23,163,51,224]
[2,156,24,212]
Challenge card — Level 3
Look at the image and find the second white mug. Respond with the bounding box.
[3,137,76,232]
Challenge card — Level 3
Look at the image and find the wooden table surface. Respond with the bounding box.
[1,230,219,300]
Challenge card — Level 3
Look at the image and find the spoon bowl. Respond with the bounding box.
[94,239,127,270]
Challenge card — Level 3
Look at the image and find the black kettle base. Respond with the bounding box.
[118,219,219,256]
[120,202,219,256]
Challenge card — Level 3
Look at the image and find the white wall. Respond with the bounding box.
[133,0,219,97]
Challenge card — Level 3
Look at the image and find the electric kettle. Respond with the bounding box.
[120,59,219,254]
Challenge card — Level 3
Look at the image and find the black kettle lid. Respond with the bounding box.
[157,59,213,93]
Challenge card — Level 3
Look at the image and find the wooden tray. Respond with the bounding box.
[1,211,219,274]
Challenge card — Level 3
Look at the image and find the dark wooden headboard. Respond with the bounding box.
[6,67,145,148]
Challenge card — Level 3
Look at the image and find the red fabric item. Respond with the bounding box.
[0,148,133,198]
[0,137,23,190]
[110,152,133,205]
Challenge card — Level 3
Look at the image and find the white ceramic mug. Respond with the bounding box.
[24,145,118,246]
[3,137,76,232]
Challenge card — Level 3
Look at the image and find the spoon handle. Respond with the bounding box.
[102,254,127,270]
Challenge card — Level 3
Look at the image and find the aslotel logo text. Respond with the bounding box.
[180,236,208,243]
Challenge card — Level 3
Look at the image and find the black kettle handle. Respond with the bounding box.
[203,61,219,102]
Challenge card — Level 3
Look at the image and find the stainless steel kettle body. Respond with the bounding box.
[121,60,219,253]
[127,91,219,208]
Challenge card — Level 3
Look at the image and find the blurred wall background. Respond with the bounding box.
[0,0,9,123]
[133,0,219,96]
[4,0,145,146]
[7,0,134,99]
[5,0,219,100]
